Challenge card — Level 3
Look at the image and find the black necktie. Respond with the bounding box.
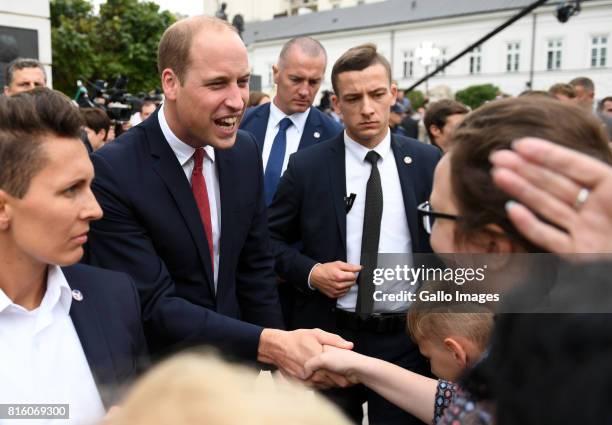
[356,150,383,315]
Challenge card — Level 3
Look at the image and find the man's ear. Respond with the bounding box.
[443,337,467,369]
[272,63,280,86]
[430,125,442,140]
[331,94,343,119]
[161,68,180,101]
[0,189,12,231]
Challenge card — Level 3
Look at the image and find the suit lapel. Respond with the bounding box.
[327,134,348,254]
[146,113,215,294]
[68,279,117,408]
[297,107,322,150]
[252,104,270,152]
[215,149,234,299]
[391,135,420,251]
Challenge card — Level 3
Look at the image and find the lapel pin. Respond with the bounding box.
[404,156,412,164]
[313,131,321,139]
[72,289,83,302]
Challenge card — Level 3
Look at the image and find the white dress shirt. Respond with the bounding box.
[0,266,105,425]
[261,101,310,175]
[338,129,415,313]
[159,104,221,288]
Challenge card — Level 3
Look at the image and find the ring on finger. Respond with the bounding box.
[573,187,590,210]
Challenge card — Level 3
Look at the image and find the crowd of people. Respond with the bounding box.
[1,14,612,425]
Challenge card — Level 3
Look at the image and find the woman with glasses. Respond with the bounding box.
[305,96,612,424]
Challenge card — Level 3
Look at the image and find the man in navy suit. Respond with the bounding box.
[240,36,343,205]
[240,37,342,327]
[86,16,352,384]
[268,44,441,424]
[0,88,146,424]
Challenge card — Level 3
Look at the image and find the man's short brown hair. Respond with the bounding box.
[80,107,111,135]
[424,99,469,141]
[157,16,236,84]
[4,57,47,86]
[548,83,576,99]
[0,88,83,198]
[331,43,391,95]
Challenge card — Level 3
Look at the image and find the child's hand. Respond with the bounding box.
[304,345,363,384]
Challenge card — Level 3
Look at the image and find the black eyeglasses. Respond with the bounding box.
[417,201,460,234]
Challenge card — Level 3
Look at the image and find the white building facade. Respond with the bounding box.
[203,0,385,22]
[245,0,612,99]
[0,0,52,87]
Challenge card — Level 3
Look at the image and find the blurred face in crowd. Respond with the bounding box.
[273,46,326,115]
[4,67,46,96]
[430,113,466,152]
[602,99,612,117]
[141,103,156,121]
[162,27,249,149]
[332,63,396,148]
[572,84,594,111]
[0,136,102,267]
[84,127,107,151]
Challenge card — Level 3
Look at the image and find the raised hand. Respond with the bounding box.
[490,137,612,253]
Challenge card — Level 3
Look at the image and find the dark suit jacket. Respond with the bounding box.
[268,133,441,330]
[240,102,343,154]
[85,110,284,361]
[64,263,147,408]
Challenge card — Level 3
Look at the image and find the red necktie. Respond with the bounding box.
[192,148,214,272]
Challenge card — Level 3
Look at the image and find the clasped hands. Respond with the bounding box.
[258,328,358,390]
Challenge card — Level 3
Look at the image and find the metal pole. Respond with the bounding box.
[529,12,537,89]
[406,0,549,92]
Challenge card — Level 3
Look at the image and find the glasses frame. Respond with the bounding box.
[417,201,460,234]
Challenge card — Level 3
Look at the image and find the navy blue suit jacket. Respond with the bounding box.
[239,103,343,154]
[64,263,147,408]
[268,133,441,329]
[86,110,284,361]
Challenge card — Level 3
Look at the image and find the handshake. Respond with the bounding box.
[257,328,358,389]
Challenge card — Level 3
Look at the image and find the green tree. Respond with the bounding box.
[51,0,176,96]
[455,84,499,110]
[406,89,425,110]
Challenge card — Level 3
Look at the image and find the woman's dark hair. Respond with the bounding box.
[449,96,612,252]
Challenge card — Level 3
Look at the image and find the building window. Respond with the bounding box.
[506,42,520,72]
[402,50,414,78]
[434,47,447,75]
[469,46,482,74]
[546,39,563,71]
[591,35,608,68]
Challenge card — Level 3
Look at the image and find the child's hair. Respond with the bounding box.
[407,281,494,351]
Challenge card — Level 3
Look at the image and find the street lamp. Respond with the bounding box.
[415,42,440,95]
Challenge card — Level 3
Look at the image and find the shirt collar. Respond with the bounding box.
[269,100,310,134]
[158,103,216,165]
[0,265,72,315]
[344,128,392,163]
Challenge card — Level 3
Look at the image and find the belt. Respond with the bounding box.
[335,308,407,334]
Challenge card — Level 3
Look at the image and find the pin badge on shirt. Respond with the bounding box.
[313,131,321,139]
[404,156,412,165]
[72,289,84,302]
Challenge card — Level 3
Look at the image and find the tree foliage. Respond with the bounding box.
[455,83,499,110]
[405,90,426,110]
[51,0,176,97]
